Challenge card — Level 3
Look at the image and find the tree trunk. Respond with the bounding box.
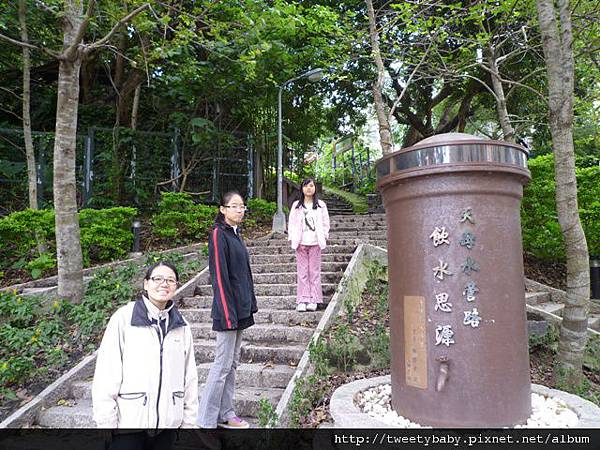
[131,82,141,129]
[54,1,85,304]
[536,0,590,383]
[19,0,37,210]
[484,46,515,143]
[365,0,393,154]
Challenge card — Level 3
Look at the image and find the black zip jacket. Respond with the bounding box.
[208,221,258,331]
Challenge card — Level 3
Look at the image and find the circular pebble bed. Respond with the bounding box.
[356,383,579,428]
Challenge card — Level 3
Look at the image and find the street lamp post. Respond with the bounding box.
[272,68,325,234]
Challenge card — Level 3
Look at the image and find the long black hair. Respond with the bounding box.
[296,178,320,209]
[214,190,243,224]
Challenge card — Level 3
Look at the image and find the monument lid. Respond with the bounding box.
[375,132,530,182]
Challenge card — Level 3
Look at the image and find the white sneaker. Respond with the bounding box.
[306,303,318,311]
[296,303,307,312]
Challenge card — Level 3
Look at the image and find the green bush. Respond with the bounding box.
[0,207,137,274]
[521,154,600,260]
[151,192,216,244]
[246,198,276,225]
[79,207,137,265]
[0,209,54,269]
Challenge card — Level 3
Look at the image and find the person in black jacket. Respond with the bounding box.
[197,191,257,429]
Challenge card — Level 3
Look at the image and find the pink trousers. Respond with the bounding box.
[295,244,323,304]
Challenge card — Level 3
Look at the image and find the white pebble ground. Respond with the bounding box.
[355,384,579,428]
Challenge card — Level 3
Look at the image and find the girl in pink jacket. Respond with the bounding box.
[288,178,330,312]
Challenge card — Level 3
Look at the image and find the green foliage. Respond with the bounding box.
[0,262,141,393]
[0,208,54,273]
[287,374,324,428]
[151,192,217,244]
[528,323,599,406]
[326,324,360,372]
[367,323,390,369]
[322,185,368,214]
[246,198,277,225]
[68,264,137,343]
[257,398,278,428]
[308,336,330,377]
[528,321,559,353]
[79,207,138,265]
[0,290,63,388]
[553,365,600,406]
[584,334,600,372]
[26,253,57,279]
[521,154,600,260]
[0,207,137,274]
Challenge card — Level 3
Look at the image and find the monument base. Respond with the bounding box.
[330,375,600,428]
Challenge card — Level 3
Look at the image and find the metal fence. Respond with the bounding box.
[0,127,253,214]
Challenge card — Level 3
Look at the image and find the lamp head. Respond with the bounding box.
[306,68,324,83]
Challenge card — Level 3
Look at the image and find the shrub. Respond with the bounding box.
[246,198,277,225]
[151,192,216,244]
[0,207,137,275]
[521,155,600,260]
[0,208,54,271]
[79,207,137,265]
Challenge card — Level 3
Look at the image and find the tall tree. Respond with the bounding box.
[0,0,149,303]
[536,0,590,382]
[365,0,393,154]
[18,0,38,210]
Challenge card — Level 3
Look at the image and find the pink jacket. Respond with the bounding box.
[288,200,330,250]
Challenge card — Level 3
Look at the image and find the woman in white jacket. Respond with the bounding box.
[92,261,197,448]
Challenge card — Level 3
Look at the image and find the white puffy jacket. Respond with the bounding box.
[92,299,198,428]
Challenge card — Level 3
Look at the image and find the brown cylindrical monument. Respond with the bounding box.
[376,132,532,427]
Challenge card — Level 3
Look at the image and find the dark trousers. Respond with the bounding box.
[108,430,176,450]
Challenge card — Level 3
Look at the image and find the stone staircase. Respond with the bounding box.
[33,213,387,427]
[321,191,354,215]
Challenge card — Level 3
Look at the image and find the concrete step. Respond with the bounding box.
[181,308,323,326]
[70,362,294,398]
[190,324,314,343]
[534,302,565,316]
[330,213,385,221]
[329,230,387,238]
[249,253,352,264]
[251,261,348,273]
[245,238,360,248]
[329,226,387,234]
[198,386,282,418]
[246,244,355,255]
[194,283,337,297]
[193,340,305,365]
[252,271,342,285]
[36,386,282,427]
[525,291,551,305]
[197,362,295,388]
[36,398,96,428]
[180,295,330,310]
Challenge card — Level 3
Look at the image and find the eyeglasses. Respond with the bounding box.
[150,276,177,286]
[224,204,247,211]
